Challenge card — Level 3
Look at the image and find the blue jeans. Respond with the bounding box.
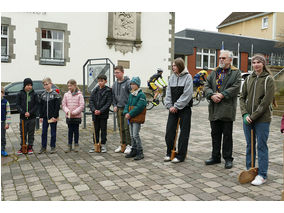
[129,122,142,152]
[243,122,270,179]
[41,118,57,148]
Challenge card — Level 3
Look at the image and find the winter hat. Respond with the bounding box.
[130,77,141,87]
[23,78,33,87]
[252,54,266,66]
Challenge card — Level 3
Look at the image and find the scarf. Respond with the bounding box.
[216,68,228,92]
[131,88,141,96]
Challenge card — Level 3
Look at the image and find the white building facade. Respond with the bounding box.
[1,12,175,87]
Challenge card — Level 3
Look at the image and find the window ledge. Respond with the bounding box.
[40,58,65,66]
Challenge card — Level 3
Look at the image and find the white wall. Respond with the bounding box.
[1,12,172,86]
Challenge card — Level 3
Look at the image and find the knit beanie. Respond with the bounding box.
[252,54,266,66]
[130,77,141,88]
[23,78,33,88]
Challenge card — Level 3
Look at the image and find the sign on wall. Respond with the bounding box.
[87,63,110,93]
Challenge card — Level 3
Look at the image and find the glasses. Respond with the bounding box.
[219,57,227,60]
[43,83,49,86]
[114,72,121,74]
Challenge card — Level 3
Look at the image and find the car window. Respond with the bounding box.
[6,83,23,92]
[33,81,44,90]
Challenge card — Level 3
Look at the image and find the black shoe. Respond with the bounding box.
[134,153,144,160]
[225,161,233,169]
[205,158,221,165]
[125,149,137,158]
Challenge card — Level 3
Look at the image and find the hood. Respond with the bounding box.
[117,76,130,84]
[175,68,189,77]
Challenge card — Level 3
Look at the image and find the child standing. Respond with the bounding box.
[38,77,61,154]
[89,74,112,153]
[123,77,147,160]
[1,86,11,157]
[16,78,39,155]
[62,79,84,153]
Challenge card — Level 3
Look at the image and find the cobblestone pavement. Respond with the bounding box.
[1,101,283,201]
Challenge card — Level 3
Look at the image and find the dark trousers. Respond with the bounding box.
[68,123,79,145]
[210,120,233,162]
[165,107,192,161]
[1,121,6,151]
[41,118,57,148]
[19,118,36,147]
[93,118,107,144]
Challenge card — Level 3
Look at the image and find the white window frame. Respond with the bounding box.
[40,29,64,63]
[232,51,239,69]
[196,48,216,69]
[1,25,9,61]
[262,17,268,29]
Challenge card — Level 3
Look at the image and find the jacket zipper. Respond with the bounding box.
[251,76,258,114]
[47,92,49,119]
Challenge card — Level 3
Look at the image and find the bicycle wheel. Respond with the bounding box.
[192,91,201,106]
[145,92,155,110]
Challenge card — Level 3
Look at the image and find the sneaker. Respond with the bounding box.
[171,157,181,163]
[50,147,57,154]
[101,144,107,153]
[65,145,72,153]
[17,149,23,155]
[251,175,267,186]
[74,144,79,152]
[89,147,95,153]
[27,146,34,155]
[124,145,132,154]
[1,150,8,157]
[164,156,171,162]
[115,146,121,153]
[125,149,137,158]
[38,147,46,154]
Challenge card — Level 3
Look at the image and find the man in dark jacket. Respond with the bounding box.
[89,74,112,153]
[16,78,39,155]
[204,50,241,169]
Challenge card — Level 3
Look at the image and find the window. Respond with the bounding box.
[196,48,216,69]
[35,21,70,66]
[232,51,239,69]
[1,25,8,61]
[262,17,268,29]
[40,29,64,64]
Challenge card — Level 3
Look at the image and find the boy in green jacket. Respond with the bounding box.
[123,77,147,160]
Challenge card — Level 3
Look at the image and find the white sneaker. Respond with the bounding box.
[101,144,107,153]
[89,147,95,153]
[124,145,132,154]
[164,156,171,162]
[171,157,181,163]
[251,175,267,186]
[115,146,121,153]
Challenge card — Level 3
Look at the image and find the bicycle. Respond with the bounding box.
[192,85,209,106]
[145,86,167,110]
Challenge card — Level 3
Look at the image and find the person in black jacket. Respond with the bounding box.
[16,78,39,155]
[38,77,61,154]
[89,74,112,153]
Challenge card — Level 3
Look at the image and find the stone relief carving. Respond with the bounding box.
[107,12,142,54]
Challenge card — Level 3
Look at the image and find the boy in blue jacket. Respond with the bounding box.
[123,77,147,160]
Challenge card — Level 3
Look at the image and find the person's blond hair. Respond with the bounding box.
[67,79,79,91]
[42,77,52,84]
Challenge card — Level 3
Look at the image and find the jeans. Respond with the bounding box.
[41,118,57,148]
[93,118,107,144]
[210,120,233,162]
[19,118,36,146]
[165,107,191,161]
[68,123,79,145]
[129,122,142,152]
[1,121,6,151]
[243,122,270,179]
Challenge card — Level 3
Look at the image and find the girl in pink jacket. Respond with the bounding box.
[62,79,85,152]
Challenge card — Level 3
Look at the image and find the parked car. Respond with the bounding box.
[4,80,61,113]
[240,71,252,94]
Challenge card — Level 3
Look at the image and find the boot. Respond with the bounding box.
[134,150,144,160]
[65,144,72,153]
[125,148,137,158]
[74,144,79,152]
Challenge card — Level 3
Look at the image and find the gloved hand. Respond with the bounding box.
[243,114,250,125]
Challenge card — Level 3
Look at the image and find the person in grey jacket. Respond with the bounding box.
[204,50,241,169]
[112,65,132,154]
[164,57,193,163]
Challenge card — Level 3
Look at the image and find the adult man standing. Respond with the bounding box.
[204,50,241,169]
[112,65,132,154]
